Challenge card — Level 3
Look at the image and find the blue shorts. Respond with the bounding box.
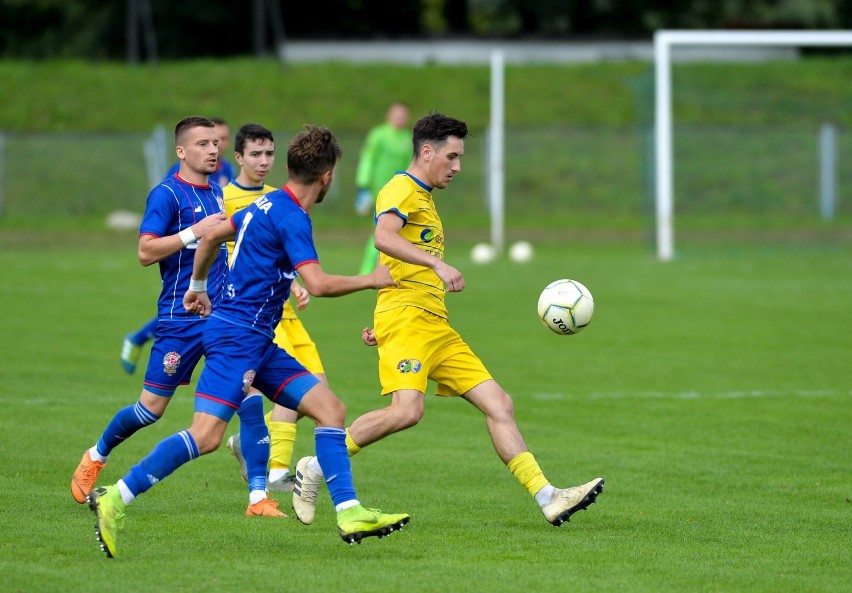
[195,316,320,422]
[143,320,206,397]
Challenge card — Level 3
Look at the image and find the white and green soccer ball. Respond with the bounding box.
[537,279,594,335]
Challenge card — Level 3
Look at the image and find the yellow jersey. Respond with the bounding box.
[222,181,297,320]
[374,173,447,319]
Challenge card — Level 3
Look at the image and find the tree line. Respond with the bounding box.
[1,0,850,60]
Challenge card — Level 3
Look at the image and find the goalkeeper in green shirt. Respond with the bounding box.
[355,102,412,274]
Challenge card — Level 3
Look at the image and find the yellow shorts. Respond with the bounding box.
[374,306,491,397]
[273,317,324,376]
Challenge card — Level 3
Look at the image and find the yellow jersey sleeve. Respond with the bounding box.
[374,174,447,318]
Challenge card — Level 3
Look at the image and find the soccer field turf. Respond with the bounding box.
[0,237,849,592]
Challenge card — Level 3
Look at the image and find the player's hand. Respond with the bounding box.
[434,261,465,292]
[361,327,377,346]
[193,212,228,237]
[183,290,212,317]
[369,264,395,289]
[291,281,310,310]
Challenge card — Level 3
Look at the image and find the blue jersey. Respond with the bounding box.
[212,186,319,339]
[139,175,229,321]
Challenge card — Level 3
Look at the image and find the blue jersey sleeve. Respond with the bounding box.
[140,186,178,238]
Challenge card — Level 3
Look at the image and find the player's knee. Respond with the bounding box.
[312,394,346,427]
[194,434,222,455]
[488,391,517,423]
[393,402,424,429]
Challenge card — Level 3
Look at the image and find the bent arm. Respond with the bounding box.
[192,218,235,283]
[296,261,393,298]
[374,211,465,292]
[138,212,227,267]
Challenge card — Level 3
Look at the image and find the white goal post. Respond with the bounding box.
[654,30,852,261]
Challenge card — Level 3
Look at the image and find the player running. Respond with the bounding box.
[86,125,409,557]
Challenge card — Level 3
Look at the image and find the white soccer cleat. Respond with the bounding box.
[541,478,604,526]
[292,456,323,525]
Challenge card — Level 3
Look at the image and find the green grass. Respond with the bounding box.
[0,232,849,592]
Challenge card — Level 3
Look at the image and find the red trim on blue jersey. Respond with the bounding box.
[195,392,241,410]
[175,173,211,189]
[270,371,312,402]
[293,259,320,270]
[144,380,190,390]
[281,185,304,209]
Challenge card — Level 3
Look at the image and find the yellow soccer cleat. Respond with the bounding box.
[541,478,605,526]
[246,497,287,517]
[337,505,410,545]
[292,456,322,525]
[87,485,125,559]
[71,451,106,504]
[120,336,142,375]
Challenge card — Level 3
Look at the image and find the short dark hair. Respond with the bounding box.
[210,117,228,126]
[174,116,215,145]
[234,123,274,154]
[412,113,468,157]
[287,125,342,183]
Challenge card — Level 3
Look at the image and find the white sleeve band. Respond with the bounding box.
[178,227,197,247]
[189,278,207,292]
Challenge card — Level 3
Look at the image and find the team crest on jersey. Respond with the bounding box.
[242,370,256,394]
[397,359,422,374]
[216,196,225,212]
[420,229,435,242]
[162,351,182,375]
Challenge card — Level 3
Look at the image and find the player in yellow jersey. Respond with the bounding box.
[292,113,604,528]
[223,123,327,492]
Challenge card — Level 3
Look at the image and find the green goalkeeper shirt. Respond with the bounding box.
[355,122,412,197]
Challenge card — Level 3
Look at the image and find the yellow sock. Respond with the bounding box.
[345,428,362,457]
[267,420,297,471]
[507,451,549,497]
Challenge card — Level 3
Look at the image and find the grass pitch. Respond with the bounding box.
[0,234,849,592]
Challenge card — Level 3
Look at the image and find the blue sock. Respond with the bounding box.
[315,427,356,507]
[122,430,199,497]
[129,317,158,346]
[96,400,160,457]
[236,396,269,493]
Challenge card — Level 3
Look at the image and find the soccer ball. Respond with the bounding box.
[537,279,594,335]
[470,242,497,264]
[508,240,534,263]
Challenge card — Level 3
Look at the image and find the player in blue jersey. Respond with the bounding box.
[72,116,283,521]
[120,117,235,374]
[86,125,410,558]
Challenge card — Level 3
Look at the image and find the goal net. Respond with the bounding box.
[654,30,852,260]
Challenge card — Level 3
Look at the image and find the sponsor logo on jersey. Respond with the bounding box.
[242,370,256,394]
[397,359,422,374]
[420,229,435,242]
[163,351,182,375]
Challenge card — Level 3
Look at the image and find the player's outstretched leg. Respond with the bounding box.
[292,455,323,524]
[337,505,410,545]
[87,485,126,558]
[226,434,248,482]
[71,450,106,504]
[541,478,605,526]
